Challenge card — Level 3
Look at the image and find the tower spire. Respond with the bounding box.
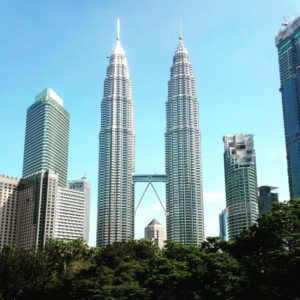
[179,18,183,40]
[117,18,120,40]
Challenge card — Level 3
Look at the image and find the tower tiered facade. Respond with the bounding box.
[165,36,204,245]
[97,22,135,247]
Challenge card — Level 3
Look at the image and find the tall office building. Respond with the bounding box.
[223,134,259,239]
[219,208,228,241]
[144,219,165,249]
[165,35,204,245]
[97,21,135,247]
[0,175,20,248]
[67,177,90,242]
[23,88,69,187]
[276,17,300,199]
[258,186,279,216]
[17,170,58,249]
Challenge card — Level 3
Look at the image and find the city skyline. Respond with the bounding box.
[1,1,299,246]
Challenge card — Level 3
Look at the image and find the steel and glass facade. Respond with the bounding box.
[22,88,69,187]
[219,208,228,241]
[165,37,204,245]
[258,186,279,216]
[276,17,300,199]
[223,134,258,239]
[97,28,135,247]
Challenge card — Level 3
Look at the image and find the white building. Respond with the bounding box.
[0,175,20,248]
[223,134,259,239]
[55,177,90,242]
[144,219,165,249]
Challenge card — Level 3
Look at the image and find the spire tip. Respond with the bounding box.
[117,18,120,40]
[179,18,183,40]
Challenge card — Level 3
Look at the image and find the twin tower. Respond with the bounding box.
[97,21,204,247]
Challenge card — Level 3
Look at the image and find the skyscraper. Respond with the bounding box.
[97,21,135,247]
[23,88,69,187]
[275,17,300,199]
[144,218,165,249]
[219,208,228,241]
[258,186,279,216]
[165,34,204,245]
[223,134,259,239]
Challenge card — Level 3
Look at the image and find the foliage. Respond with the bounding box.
[0,200,299,299]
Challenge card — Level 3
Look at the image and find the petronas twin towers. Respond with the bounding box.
[97,21,204,247]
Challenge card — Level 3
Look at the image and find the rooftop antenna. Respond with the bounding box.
[117,18,120,40]
[282,17,289,27]
[179,18,183,40]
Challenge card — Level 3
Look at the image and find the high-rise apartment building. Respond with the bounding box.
[56,186,87,242]
[23,88,69,187]
[258,186,279,216]
[17,170,58,249]
[0,175,20,248]
[165,35,204,245]
[223,134,259,239]
[97,21,135,247]
[276,17,300,199]
[68,178,90,242]
[144,219,165,249]
[219,208,228,241]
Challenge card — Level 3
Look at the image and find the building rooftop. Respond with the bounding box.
[35,88,64,107]
[147,218,162,226]
[275,16,300,46]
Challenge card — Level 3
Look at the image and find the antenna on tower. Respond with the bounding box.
[179,18,183,40]
[117,18,120,40]
[282,17,289,27]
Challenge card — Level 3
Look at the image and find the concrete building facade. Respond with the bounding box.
[0,175,20,248]
[144,219,165,249]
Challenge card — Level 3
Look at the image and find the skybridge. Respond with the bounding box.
[133,174,168,216]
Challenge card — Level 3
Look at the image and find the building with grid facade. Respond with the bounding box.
[17,170,58,249]
[0,175,20,248]
[165,36,204,245]
[22,88,69,187]
[97,22,135,247]
[223,134,259,239]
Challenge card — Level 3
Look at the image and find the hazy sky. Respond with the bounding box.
[1,0,299,246]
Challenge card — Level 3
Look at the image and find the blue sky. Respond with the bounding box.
[1,0,299,246]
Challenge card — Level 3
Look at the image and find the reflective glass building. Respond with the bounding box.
[276,17,300,199]
[219,208,228,241]
[258,186,279,216]
[22,88,69,187]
